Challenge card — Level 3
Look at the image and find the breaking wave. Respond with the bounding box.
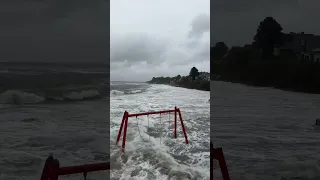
[0,88,147,105]
[110,88,146,97]
[0,89,102,105]
[0,90,44,104]
[110,90,125,96]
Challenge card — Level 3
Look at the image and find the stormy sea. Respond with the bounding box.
[110,82,210,180]
[211,81,320,180]
[0,62,109,180]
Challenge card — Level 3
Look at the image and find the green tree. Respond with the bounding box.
[211,42,229,61]
[189,67,200,80]
[253,17,284,59]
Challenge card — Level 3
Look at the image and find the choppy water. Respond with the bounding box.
[211,81,320,180]
[0,63,109,180]
[110,83,210,180]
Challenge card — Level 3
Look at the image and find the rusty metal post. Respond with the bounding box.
[211,146,230,180]
[122,112,129,152]
[116,112,127,145]
[177,108,188,144]
[174,107,177,138]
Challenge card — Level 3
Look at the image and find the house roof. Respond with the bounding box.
[281,32,320,52]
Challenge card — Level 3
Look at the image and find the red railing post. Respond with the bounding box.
[40,155,110,179]
[49,159,60,180]
[116,112,126,145]
[177,108,188,144]
[211,144,230,180]
[174,107,177,138]
[40,155,60,180]
[40,155,53,180]
[217,148,230,180]
[116,108,189,152]
[122,112,129,152]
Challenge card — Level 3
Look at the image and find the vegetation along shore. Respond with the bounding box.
[211,16,320,94]
[147,67,210,91]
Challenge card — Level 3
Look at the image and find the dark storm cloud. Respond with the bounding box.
[0,0,109,62]
[211,0,320,46]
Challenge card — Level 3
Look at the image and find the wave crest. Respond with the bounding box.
[0,86,147,104]
[110,90,124,96]
[0,89,102,104]
[110,88,146,96]
[0,90,44,104]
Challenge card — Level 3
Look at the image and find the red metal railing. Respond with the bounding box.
[210,142,230,180]
[116,107,189,152]
[40,155,110,180]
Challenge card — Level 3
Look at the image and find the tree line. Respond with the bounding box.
[147,67,210,91]
[211,16,320,93]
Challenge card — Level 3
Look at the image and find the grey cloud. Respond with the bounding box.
[188,13,210,39]
[111,13,210,69]
[110,0,209,81]
[185,39,200,49]
[194,42,210,60]
[110,33,167,67]
[166,40,209,67]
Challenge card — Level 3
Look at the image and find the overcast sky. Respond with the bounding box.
[0,0,109,63]
[211,0,320,47]
[110,0,210,82]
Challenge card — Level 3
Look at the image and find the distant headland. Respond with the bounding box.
[147,67,210,91]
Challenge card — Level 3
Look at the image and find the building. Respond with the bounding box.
[198,72,210,81]
[277,32,320,63]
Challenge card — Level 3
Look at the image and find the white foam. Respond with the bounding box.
[130,89,142,94]
[0,90,44,104]
[110,84,210,179]
[110,90,125,96]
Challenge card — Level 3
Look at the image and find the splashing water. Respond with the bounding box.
[110,83,210,180]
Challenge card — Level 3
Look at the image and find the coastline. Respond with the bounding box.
[211,76,320,94]
[148,82,210,91]
[147,73,210,92]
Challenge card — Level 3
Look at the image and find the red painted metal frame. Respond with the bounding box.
[210,142,230,180]
[40,155,110,180]
[116,107,189,152]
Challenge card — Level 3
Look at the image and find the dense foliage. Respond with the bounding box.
[147,67,209,91]
[211,17,320,94]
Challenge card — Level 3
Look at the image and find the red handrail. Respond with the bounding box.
[210,142,230,180]
[58,163,110,175]
[116,107,189,152]
[127,109,176,117]
[40,155,110,180]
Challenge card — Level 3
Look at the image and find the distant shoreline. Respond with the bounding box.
[147,73,210,91]
[166,83,210,91]
[211,76,320,94]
